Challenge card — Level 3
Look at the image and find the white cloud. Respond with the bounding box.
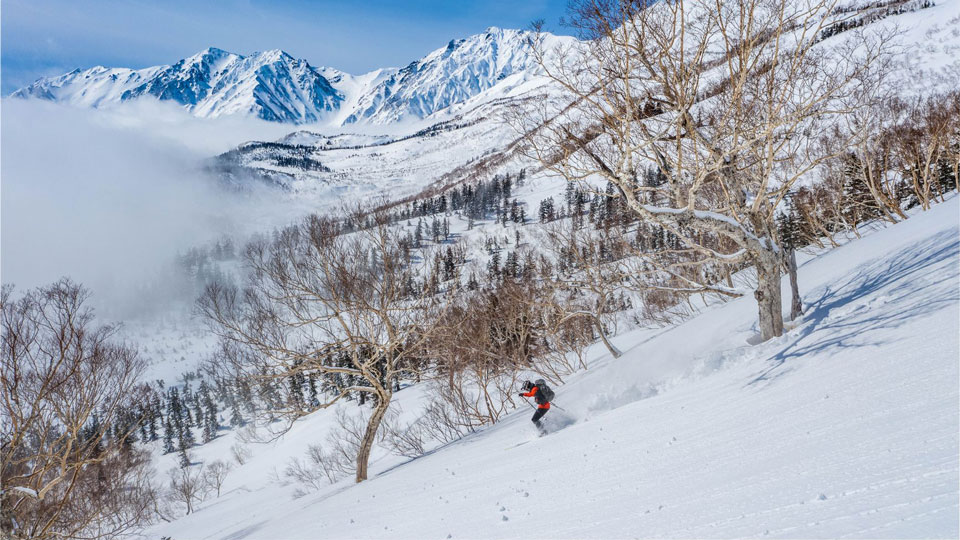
[0,98,304,317]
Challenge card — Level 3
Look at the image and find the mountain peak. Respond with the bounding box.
[344,26,566,124]
[200,46,231,56]
[254,49,295,62]
[185,46,236,63]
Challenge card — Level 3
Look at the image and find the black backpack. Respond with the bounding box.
[534,379,555,403]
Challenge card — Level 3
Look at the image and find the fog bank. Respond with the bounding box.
[0,99,311,318]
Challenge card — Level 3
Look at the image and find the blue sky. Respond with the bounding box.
[1,0,572,94]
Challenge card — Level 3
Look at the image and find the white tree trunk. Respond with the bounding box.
[594,320,623,359]
[755,251,785,341]
[355,396,390,482]
[787,248,803,321]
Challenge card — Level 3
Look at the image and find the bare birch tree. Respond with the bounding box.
[536,219,626,359]
[167,465,206,516]
[199,213,441,482]
[1,280,155,539]
[427,282,536,428]
[202,460,232,498]
[521,0,892,340]
[888,91,960,209]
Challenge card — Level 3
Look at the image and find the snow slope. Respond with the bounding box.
[210,102,529,201]
[143,195,959,539]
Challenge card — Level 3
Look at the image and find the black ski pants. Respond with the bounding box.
[531,407,548,427]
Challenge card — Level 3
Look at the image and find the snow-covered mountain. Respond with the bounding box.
[209,98,526,198]
[343,27,568,124]
[10,28,573,126]
[11,47,343,123]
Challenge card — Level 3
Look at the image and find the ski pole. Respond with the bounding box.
[550,402,567,412]
[521,396,536,410]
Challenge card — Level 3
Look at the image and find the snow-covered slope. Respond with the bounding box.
[11,48,343,123]
[142,195,959,539]
[209,96,530,202]
[316,66,399,126]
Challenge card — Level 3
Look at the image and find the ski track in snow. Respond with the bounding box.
[142,195,959,539]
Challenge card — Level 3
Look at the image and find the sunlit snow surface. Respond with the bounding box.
[142,196,958,539]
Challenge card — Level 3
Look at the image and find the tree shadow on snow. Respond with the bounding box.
[374,422,494,479]
[221,520,269,540]
[746,229,959,388]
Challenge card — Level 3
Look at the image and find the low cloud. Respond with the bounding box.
[0,98,307,318]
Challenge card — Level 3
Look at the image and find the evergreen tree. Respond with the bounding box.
[288,369,305,411]
[488,250,502,279]
[138,411,149,443]
[442,247,456,281]
[539,198,556,223]
[192,395,204,430]
[229,395,244,428]
[149,396,161,441]
[504,251,520,279]
[163,417,175,454]
[148,410,158,442]
[84,414,105,456]
[205,406,218,442]
[431,218,442,243]
[200,381,218,443]
[178,446,190,468]
[182,419,195,448]
[510,200,522,223]
[307,372,319,407]
[238,379,256,416]
[776,197,805,250]
[936,143,958,193]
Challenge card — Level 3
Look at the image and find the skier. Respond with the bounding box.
[519,380,552,434]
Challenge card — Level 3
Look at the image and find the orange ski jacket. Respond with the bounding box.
[521,386,551,409]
